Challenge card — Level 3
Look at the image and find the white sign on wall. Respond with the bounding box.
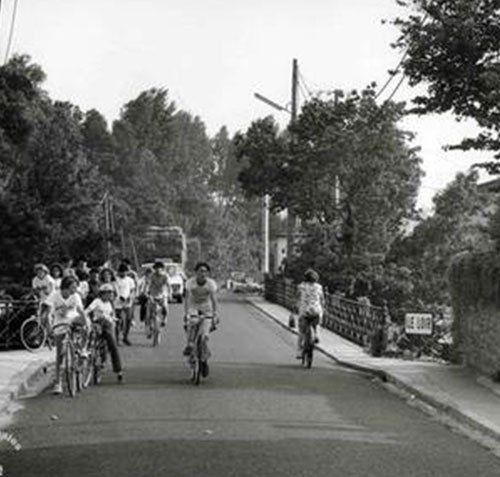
[405,313,433,335]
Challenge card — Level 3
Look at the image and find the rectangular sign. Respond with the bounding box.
[405,313,433,335]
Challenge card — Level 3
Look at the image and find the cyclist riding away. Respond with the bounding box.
[295,268,325,359]
[86,284,124,383]
[40,276,91,395]
[183,262,218,377]
[148,261,171,329]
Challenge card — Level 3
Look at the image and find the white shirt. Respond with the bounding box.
[114,276,136,309]
[45,291,84,334]
[32,274,55,303]
[86,298,115,324]
[298,282,324,318]
[186,277,217,315]
[77,280,89,300]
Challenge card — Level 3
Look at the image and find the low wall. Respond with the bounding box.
[449,252,500,376]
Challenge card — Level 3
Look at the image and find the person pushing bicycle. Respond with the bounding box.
[183,262,219,376]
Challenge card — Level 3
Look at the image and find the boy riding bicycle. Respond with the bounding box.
[183,262,219,377]
[40,276,91,395]
[147,261,171,331]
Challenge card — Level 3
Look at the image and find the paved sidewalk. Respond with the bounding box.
[0,349,53,418]
[247,295,500,444]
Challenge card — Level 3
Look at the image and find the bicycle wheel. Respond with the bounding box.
[20,317,47,352]
[65,342,77,397]
[195,337,202,385]
[305,345,313,368]
[152,304,160,347]
[80,349,94,389]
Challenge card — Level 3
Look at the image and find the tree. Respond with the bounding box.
[387,169,491,305]
[236,87,423,258]
[393,0,500,165]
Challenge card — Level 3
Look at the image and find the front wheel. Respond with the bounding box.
[65,343,77,397]
[20,317,47,352]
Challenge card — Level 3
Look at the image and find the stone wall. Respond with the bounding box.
[449,251,500,376]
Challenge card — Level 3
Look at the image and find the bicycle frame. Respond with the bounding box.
[301,316,316,369]
[52,322,88,396]
[147,297,163,346]
[186,314,213,385]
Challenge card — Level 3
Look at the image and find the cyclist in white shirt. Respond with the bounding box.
[114,263,136,345]
[86,284,123,382]
[32,264,55,303]
[183,262,218,377]
[41,276,91,395]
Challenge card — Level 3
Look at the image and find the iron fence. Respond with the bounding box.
[0,299,38,349]
[265,276,385,349]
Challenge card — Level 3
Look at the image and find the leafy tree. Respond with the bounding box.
[387,170,491,305]
[236,87,423,258]
[393,0,500,165]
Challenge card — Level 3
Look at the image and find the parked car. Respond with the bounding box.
[165,263,186,303]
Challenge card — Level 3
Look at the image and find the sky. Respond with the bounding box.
[0,0,492,211]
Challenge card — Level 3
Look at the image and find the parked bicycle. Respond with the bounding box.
[185,313,214,385]
[20,311,53,352]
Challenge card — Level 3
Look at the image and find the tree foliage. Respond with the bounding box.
[393,0,500,164]
[236,87,423,258]
[387,170,492,305]
[0,56,261,285]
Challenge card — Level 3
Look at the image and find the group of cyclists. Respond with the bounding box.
[30,253,324,393]
[31,257,219,394]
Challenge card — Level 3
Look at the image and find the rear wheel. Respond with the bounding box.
[20,317,47,352]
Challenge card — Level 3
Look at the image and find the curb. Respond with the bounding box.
[0,357,54,416]
[246,298,500,445]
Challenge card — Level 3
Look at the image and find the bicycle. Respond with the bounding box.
[87,319,107,386]
[300,315,317,369]
[52,322,91,397]
[146,296,163,347]
[185,313,215,385]
[20,311,54,352]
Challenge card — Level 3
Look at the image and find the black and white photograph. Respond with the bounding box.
[0,0,500,475]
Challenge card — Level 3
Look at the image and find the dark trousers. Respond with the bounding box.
[102,320,122,373]
[115,307,132,342]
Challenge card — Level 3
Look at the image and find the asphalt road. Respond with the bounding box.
[1,294,500,476]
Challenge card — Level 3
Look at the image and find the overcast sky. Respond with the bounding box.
[1,0,492,210]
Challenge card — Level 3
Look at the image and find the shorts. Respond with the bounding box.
[298,313,319,334]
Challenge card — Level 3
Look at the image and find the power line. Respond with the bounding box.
[298,71,314,100]
[4,0,19,64]
[383,74,406,104]
[375,50,408,100]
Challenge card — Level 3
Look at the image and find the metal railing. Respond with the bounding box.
[265,276,385,349]
[0,299,38,349]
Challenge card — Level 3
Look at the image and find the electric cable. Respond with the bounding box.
[4,0,19,64]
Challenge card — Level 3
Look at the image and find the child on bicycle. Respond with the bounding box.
[86,283,123,383]
[40,276,91,395]
[295,269,325,359]
[148,261,171,329]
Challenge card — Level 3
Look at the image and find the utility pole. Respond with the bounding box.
[254,58,301,274]
[286,58,299,263]
[262,194,270,275]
